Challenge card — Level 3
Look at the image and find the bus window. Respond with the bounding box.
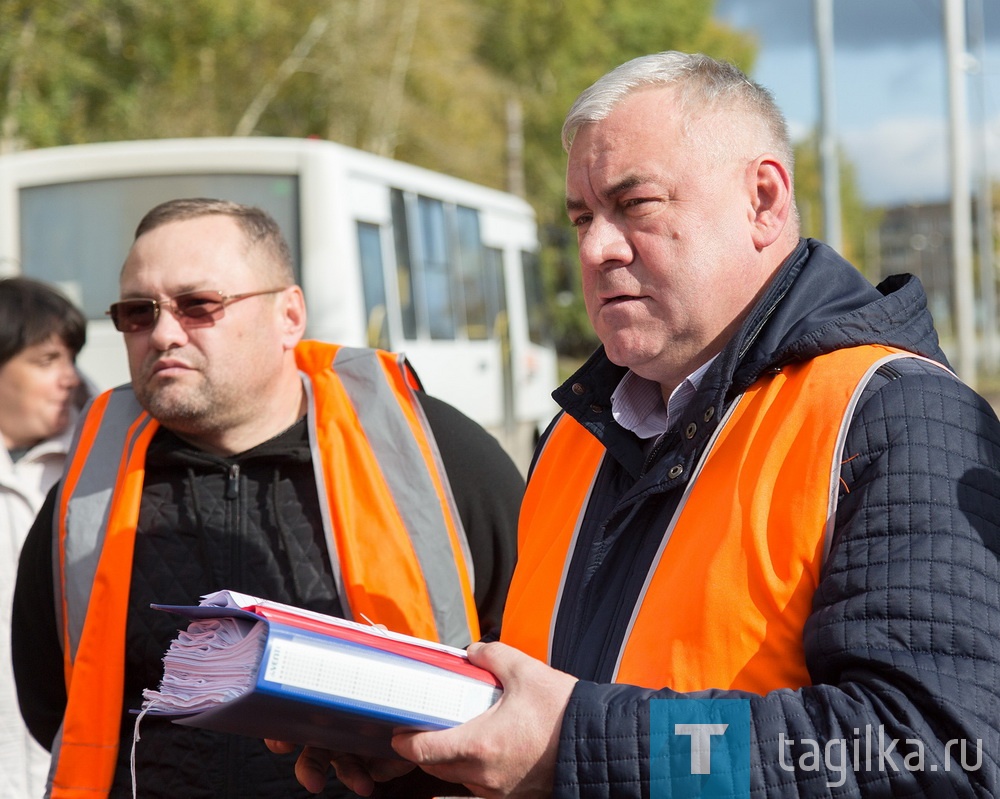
[416,196,455,341]
[18,174,300,320]
[521,249,550,346]
[390,189,417,339]
[357,221,389,350]
[455,206,488,340]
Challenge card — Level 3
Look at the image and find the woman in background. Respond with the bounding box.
[0,277,88,799]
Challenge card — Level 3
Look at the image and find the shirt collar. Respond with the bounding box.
[611,356,717,440]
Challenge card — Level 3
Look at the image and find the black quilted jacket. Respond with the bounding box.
[13,392,523,799]
[542,239,1000,797]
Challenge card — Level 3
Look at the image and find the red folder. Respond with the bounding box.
[138,591,502,759]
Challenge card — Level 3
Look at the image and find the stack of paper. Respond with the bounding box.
[144,615,264,710]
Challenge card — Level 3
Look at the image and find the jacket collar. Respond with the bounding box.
[552,238,946,481]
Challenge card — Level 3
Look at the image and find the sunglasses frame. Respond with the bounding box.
[107,288,287,333]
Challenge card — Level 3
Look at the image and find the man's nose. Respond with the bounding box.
[146,303,190,349]
[578,216,631,269]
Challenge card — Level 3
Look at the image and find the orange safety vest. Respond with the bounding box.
[502,345,933,693]
[48,341,479,799]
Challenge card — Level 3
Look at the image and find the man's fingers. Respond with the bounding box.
[393,723,477,767]
[328,754,378,796]
[294,746,336,794]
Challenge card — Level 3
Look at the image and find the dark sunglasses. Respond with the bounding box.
[107,288,286,333]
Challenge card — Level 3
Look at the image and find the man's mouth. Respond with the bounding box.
[150,358,190,376]
[602,294,641,307]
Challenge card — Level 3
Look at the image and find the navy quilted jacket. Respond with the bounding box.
[542,239,1000,797]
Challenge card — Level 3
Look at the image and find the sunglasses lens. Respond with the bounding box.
[109,290,232,332]
[174,291,225,320]
[110,300,157,332]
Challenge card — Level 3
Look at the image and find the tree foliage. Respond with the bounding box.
[0,0,778,358]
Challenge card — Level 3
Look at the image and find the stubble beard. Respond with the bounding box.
[135,376,232,439]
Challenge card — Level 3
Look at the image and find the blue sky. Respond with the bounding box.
[713,0,1000,206]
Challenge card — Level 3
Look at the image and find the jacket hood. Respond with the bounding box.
[729,238,947,394]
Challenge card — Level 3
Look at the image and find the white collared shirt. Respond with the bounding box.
[611,356,717,441]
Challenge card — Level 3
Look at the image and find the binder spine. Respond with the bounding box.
[256,623,501,729]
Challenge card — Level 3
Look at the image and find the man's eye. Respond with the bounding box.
[177,297,222,316]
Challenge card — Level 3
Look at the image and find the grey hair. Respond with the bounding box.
[562,51,793,169]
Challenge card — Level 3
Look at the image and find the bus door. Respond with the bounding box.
[484,247,516,445]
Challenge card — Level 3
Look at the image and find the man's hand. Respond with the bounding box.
[267,642,576,797]
[391,641,578,799]
[264,739,415,796]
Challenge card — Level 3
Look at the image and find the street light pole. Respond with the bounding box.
[969,0,998,373]
[815,0,843,253]
[944,0,977,387]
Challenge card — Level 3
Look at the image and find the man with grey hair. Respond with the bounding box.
[282,52,1000,798]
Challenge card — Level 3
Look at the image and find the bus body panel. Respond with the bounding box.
[0,138,557,470]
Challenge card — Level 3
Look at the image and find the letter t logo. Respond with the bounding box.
[651,699,750,799]
[674,723,729,774]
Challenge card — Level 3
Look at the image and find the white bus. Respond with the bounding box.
[0,137,557,471]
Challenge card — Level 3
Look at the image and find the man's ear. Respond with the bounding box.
[279,285,307,349]
[746,154,793,250]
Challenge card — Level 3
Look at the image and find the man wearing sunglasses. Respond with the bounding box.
[11,197,525,799]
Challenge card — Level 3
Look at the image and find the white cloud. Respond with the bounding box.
[826,113,1000,207]
[839,116,949,205]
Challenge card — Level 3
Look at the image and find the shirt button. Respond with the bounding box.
[685,423,697,439]
[572,383,586,395]
[668,464,684,479]
[703,407,715,422]
[590,404,603,414]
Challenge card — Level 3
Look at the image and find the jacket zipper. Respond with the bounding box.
[641,436,666,476]
[226,463,240,499]
[225,462,242,589]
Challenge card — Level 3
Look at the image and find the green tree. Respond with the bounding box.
[229,0,514,189]
[0,0,513,183]
[0,0,759,358]
[0,0,284,148]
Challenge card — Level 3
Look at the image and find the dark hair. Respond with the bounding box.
[132,198,295,285]
[0,277,87,368]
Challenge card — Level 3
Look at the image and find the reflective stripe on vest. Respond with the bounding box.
[298,343,479,643]
[502,346,934,693]
[48,341,477,798]
[51,387,157,798]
